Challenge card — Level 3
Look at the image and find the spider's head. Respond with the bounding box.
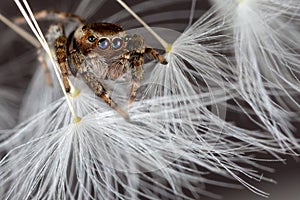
[73,22,130,57]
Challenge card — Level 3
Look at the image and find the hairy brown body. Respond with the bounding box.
[37,11,168,119]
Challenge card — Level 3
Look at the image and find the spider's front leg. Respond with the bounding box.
[48,23,72,93]
[128,48,168,104]
[54,35,71,92]
[36,23,71,87]
[129,52,145,104]
[70,50,129,120]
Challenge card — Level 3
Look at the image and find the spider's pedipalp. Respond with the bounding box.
[128,51,145,104]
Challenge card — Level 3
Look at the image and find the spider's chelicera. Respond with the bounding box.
[37,11,168,119]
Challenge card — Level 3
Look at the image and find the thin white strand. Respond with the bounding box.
[107,0,186,23]
[116,0,170,50]
[120,10,203,30]
[186,0,197,29]
[14,0,79,121]
[0,13,40,48]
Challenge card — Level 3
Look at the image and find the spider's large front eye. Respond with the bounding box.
[98,38,110,50]
[112,38,123,50]
[88,36,96,42]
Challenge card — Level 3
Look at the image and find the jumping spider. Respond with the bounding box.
[19,11,168,119]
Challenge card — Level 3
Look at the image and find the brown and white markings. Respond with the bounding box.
[26,11,168,120]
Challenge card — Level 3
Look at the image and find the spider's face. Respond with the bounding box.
[73,23,130,58]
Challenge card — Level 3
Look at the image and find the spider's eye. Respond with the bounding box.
[124,35,130,42]
[88,36,96,42]
[112,38,123,50]
[98,38,110,50]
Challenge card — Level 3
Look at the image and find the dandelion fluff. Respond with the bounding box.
[210,0,300,150]
[0,86,286,199]
[19,64,62,121]
[0,88,19,129]
[0,78,103,149]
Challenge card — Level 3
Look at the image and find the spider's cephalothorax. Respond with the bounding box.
[40,11,168,119]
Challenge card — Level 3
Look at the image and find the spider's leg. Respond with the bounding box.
[129,52,145,104]
[37,47,53,86]
[82,71,129,120]
[69,49,80,77]
[145,47,168,65]
[127,48,168,104]
[14,10,86,24]
[69,49,129,119]
[54,35,71,92]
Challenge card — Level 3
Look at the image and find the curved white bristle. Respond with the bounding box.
[0,88,19,129]
[0,86,284,199]
[209,0,300,150]
[19,64,62,121]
